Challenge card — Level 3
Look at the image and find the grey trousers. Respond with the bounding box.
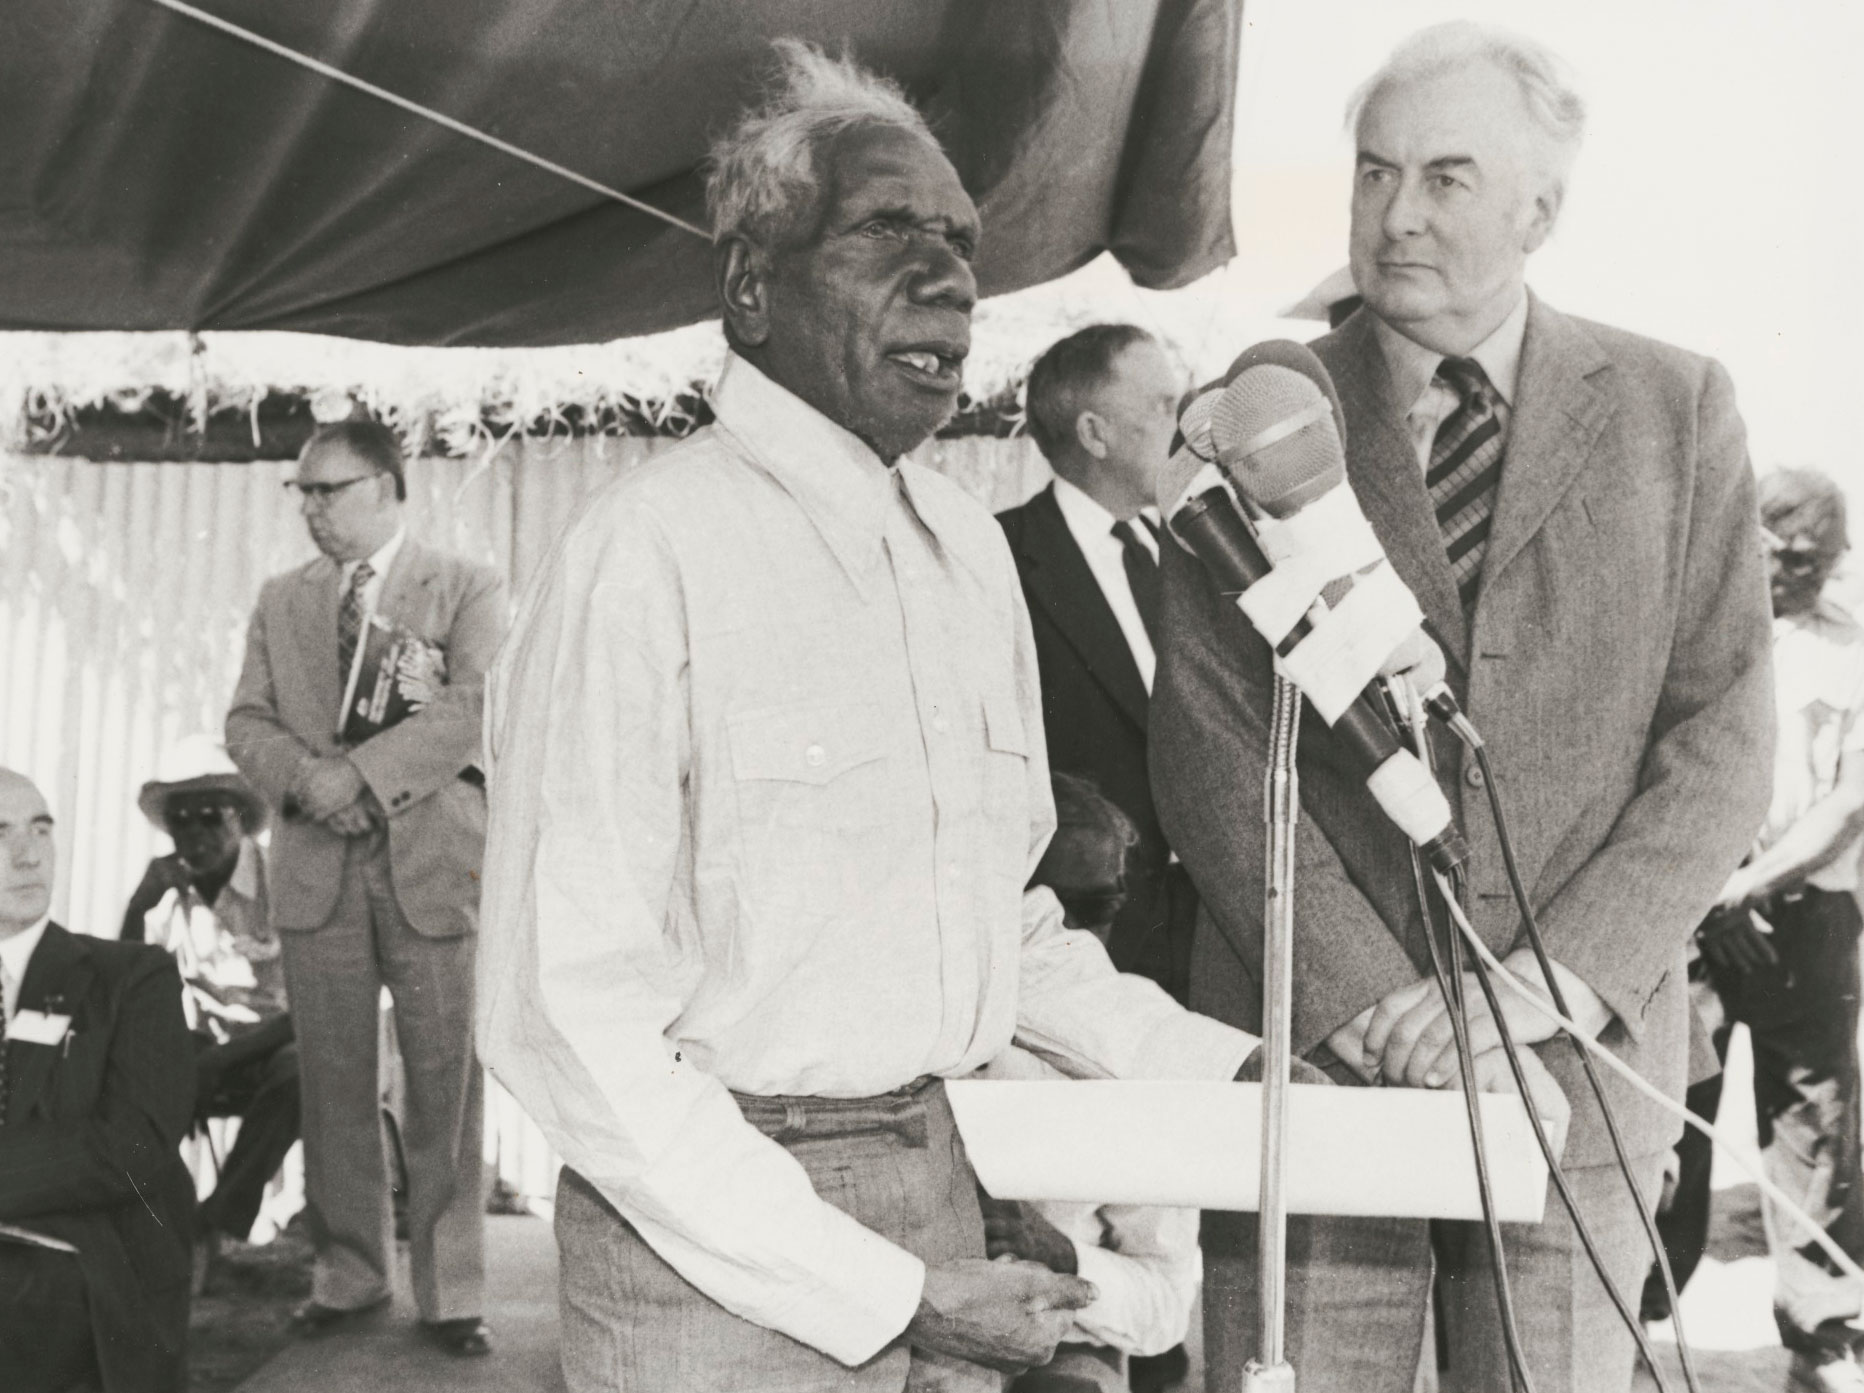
[1203,1151,1667,1393]
[278,836,485,1321]
[555,1078,996,1393]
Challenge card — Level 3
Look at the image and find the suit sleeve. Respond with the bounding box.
[1150,531,1423,1056]
[225,579,317,805]
[1525,360,1774,1037]
[348,563,510,813]
[0,952,195,1221]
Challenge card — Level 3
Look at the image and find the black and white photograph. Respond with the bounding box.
[1,3,1861,1391]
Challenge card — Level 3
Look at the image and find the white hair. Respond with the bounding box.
[1347,21,1587,197]
[706,39,938,246]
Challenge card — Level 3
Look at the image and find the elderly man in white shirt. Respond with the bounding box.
[477,40,1260,1393]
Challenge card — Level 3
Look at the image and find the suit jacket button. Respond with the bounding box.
[1465,764,1487,789]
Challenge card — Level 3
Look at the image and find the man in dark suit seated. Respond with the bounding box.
[0,767,196,1393]
[997,324,1196,1005]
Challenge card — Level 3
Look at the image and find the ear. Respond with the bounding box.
[1521,180,1563,255]
[1074,409,1110,460]
[717,236,772,348]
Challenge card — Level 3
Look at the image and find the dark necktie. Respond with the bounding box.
[1112,518,1161,646]
[337,561,376,680]
[0,964,12,1127]
[1428,357,1506,610]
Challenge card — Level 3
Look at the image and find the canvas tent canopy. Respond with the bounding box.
[2,0,1241,347]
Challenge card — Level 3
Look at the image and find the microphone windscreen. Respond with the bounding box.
[1221,339,1347,446]
[1178,391,1220,461]
[1211,366,1346,518]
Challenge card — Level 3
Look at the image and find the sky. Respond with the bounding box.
[1210,0,1864,484]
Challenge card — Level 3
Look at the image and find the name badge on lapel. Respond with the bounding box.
[8,1011,72,1046]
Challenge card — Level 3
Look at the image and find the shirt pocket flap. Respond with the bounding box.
[729,701,889,785]
[982,690,1030,758]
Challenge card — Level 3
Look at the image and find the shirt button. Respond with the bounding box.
[805,744,826,768]
[1465,764,1486,789]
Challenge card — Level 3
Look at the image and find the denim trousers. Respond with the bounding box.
[556,1077,996,1393]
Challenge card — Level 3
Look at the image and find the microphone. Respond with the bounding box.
[1156,428,1468,874]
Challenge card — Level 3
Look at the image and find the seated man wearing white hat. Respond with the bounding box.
[122,736,295,1282]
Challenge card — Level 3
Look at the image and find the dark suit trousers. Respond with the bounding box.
[197,1039,301,1241]
[279,835,484,1321]
[0,1243,103,1391]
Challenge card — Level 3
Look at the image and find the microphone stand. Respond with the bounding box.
[1244,673,1301,1393]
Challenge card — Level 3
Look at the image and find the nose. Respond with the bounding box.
[7,830,43,868]
[1381,171,1427,242]
[910,237,977,315]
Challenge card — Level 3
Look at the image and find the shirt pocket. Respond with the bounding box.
[727,699,893,915]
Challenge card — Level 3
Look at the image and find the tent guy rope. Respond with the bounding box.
[144,0,715,241]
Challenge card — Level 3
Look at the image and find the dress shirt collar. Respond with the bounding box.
[1374,291,1530,417]
[712,354,907,580]
[0,915,49,1010]
[1051,477,1159,560]
[341,526,406,591]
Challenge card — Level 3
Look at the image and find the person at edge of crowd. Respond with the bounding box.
[121,734,299,1295]
[1644,468,1864,1393]
[476,41,1283,1393]
[997,325,1201,1012]
[1149,20,1772,1393]
[0,768,195,1393]
[974,771,1200,1393]
[226,420,508,1356]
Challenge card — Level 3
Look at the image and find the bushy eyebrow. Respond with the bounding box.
[845,204,979,241]
[0,814,54,833]
[1356,150,1480,176]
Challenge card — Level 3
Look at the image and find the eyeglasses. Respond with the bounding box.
[284,475,377,501]
[166,803,238,830]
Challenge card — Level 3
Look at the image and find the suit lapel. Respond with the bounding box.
[7,923,91,1123]
[1478,296,1615,597]
[374,537,434,630]
[1329,314,1471,675]
[1017,488,1150,731]
[293,556,344,732]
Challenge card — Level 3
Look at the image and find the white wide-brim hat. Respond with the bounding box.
[137,734,267,836]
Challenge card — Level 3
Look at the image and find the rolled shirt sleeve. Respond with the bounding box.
[1067,1207,1202,1356]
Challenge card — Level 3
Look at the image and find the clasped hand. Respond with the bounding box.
[904,1257,1097,1374]
[289,756,380,837]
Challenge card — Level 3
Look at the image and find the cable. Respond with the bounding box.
[1423,692,1705,1393]
[144,0,714,240]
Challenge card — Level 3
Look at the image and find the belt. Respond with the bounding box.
[731,1075,937,1150]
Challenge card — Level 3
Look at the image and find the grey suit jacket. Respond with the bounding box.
[1151,296,1774,1163]
[226,538,509,937]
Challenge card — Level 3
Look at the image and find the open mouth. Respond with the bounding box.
[886,346,966,388]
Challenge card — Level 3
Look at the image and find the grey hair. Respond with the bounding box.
[1347,21,1587,196]
[706,39,938,246]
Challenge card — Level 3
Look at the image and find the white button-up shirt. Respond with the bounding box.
[0,916,48,1021]
[1051,476,1160,694]
[1375,292,1529,474]
[339,526,405,614]
[1764,599,1864,893]
[479,355,1255,1366]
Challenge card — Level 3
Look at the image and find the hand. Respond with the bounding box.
[904,1257,1096,1374]
[322,790,384,838]
[1363,970,1561,1091]
[132,853,193,907]
[1325,1008,1379,1085]
[981,1198,1077,1274]
[1699,905,1777,977]
[290,756,367,821]
[1465,1043,1570,1163]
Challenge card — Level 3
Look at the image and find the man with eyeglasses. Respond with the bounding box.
[227,421,507,1356]
[122,735,296,1293]
[1652,468,1864,1391]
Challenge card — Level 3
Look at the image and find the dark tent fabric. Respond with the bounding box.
[1,0,1240,347]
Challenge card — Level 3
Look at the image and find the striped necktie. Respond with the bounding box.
[1427,357,1505,610]
[337,561,375,681]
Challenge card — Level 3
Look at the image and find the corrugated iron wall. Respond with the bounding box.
[0,432,1047,1195]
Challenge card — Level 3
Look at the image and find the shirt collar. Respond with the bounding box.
[342,526,406,588]
[711,354,905,577]
[0,916,49,993]
[1051,475,1118,543]
[1375,291,1530,418]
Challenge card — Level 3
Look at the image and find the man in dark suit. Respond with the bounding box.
[998,325,1195,1002]
[0,767,196,1393]
[227,421,508,1354]
[1151,22,1773,1393]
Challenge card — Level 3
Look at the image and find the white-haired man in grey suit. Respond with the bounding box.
[1153,21,1773,1393]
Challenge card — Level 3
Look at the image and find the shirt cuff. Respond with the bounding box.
[1130,1010,1259,1082]
[780,1207,928,1366]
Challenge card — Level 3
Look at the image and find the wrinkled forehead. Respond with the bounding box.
[1358,62,1542,175]
[813,124,979,239]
